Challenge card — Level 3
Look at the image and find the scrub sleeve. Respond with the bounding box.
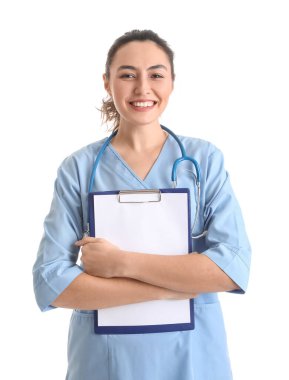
[33,155,85,311]
[202,148,251,292]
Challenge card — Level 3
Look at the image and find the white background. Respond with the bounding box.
[1,1,288,379]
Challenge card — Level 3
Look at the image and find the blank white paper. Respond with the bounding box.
[93,191,191,327]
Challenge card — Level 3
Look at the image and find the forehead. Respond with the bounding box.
[111,41,171,69]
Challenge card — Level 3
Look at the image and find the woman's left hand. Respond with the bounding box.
[75,237,125,278]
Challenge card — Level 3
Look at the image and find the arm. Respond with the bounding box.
[77,146,251,295]
[122,251,238,293]
[52,272,197,310]
[77,238,238,294]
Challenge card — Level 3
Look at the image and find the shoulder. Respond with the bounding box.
[53,138,108,191]
[176,134,224,163]
[174,134,228,189]
[58,138,107,172]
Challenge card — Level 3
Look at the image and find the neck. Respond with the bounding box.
[112,122,167,152]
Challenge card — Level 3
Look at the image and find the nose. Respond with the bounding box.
[134,75,151,95]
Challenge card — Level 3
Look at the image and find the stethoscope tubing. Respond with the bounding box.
[88,131,117,194]
[87,125,206,239]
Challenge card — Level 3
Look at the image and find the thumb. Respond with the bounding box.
[75,237,98,246]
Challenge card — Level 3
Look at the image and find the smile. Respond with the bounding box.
[130,101,156,107]
[129,100,157,111]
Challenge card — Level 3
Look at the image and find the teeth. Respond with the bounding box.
[131,101,155,107]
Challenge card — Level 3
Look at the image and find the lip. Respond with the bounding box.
[129,99,158,103]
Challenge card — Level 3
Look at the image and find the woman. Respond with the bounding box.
[33,30,251,379]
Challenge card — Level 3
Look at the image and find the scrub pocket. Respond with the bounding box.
[190,302,233,380]
[66,310,110,380]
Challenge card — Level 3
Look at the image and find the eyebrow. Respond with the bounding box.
[117,64,168,72]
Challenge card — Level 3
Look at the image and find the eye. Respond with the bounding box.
[119,73,136,79]
[151,73,164,79]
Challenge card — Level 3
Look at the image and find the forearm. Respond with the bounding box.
[122,252,239,294]
[51,272,193,310]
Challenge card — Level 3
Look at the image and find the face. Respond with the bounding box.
[103,41,174,129]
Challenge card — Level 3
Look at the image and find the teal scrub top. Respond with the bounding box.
[33,131,251,380]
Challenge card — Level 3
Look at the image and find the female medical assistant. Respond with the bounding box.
[33,30,251,380]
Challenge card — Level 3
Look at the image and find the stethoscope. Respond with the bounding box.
[88,125,207,239]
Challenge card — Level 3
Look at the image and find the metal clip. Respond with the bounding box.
[118,189,161,203]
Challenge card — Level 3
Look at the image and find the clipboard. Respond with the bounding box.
[88,188,194,334]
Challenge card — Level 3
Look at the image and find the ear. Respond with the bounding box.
[103,73,111,96]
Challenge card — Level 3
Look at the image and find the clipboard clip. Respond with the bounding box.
[118,189,161,203]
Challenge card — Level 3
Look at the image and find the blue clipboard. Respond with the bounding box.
[88,188,194,334]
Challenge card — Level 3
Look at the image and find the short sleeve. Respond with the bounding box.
[32,156,84,311]
[202,147,251,293]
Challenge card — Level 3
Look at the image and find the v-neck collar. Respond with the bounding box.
[108,134,171,186]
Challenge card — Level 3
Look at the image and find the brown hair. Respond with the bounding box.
[100,30,175,130]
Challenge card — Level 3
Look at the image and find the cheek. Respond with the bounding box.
[159,81,173,95]
[160,86,173,103]
[111,86,126,105]
[111,92,125,114]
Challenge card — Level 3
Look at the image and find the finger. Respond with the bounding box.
[75,237,100,246]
